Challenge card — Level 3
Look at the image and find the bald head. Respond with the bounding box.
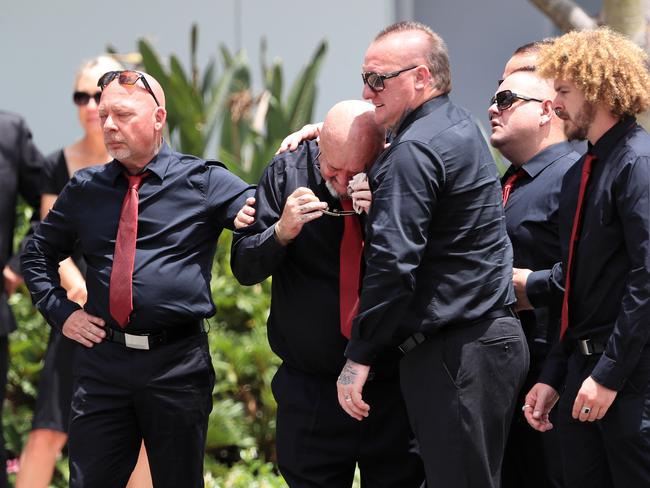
[98,70,166,109]
[142,72,166,108]
[317,100,385,196]
[320,100,384,168]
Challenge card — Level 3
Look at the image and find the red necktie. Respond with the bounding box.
[502,168,526,206]
[560,154,597,339]
[109,172,148,328]
[339,199,364,339]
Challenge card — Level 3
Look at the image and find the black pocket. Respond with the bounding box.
[478,335,521,346]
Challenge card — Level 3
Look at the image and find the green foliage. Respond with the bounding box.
[4,25,327,486]
[475,117,508,176]
[138,24,327,184]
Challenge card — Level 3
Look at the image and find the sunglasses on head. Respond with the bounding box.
[361,65,418,92]
[73,91,102,106]
[97,70,160,106]
[490,90,543,111]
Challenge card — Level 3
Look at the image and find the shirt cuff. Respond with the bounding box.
[344,338,382,366]
[526,269,551,308]
[590,354,626,391]
[537,344,569,391]
[44,295,82,332]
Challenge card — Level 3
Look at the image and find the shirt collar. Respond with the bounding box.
[589,115,636,160]
[394,94,449,136]
[108,141,173,185]
[519,141,577,178]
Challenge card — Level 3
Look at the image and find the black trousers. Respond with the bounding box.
[273,363,424,487]
[502,345,565,488]
[557,347,650,488]
[68,332,215,488]
[400,316,529,488]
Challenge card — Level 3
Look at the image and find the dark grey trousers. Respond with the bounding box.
[400,316,529,488]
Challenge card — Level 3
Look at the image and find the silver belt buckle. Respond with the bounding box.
[578,339,592,356]
[124,333,150,350]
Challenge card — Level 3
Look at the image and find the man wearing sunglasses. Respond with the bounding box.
[231,100,424,487]
[514,29,650,488]
[490,65,580,488]
[335,22,528,488]
[21,71,254,487]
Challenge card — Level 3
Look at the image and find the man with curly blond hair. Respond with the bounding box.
[514,28,650,487]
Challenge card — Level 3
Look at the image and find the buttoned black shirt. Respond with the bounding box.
[345,95,515,365]
[231,141,399,377]
[528,117,650,390]
[503,142,579,348]
[0,111,43,335]
[21,142,254,332]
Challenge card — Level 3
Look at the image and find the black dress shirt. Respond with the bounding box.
[21,142,254,332]
[345,95,515,365]
[528,117,650,391]
[0,111,43,335]
[503,142,579,348]
[231,141,399,377]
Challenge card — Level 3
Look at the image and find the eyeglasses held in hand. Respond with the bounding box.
[314,150,360,216]
[361,65,418,92]
[490,90,543,111]
[73,91,102,106]
[97,70,161,107]
[322,207,357,217]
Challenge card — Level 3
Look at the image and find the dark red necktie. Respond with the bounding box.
[560,154,597,339]
[109,172,148,328]
[502,168,526,206]
[339,199,364,339]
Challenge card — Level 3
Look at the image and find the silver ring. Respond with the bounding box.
[581,406,592,414]
[521,404,532,412]
[344,395,352,402]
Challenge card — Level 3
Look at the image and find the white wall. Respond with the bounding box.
[1,0,393,156]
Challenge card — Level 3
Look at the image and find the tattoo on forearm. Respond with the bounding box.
[338,363,358,385]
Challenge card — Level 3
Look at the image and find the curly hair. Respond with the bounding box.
[538,28,650,117]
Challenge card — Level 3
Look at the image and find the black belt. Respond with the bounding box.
[105,321,205,350]
[398,307,516,355]
[576,339,606,356]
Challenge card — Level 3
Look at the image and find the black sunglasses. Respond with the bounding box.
[97,70,160,106]
[73,91,102,106]
[490,90,543,111]
[361,65,418,92]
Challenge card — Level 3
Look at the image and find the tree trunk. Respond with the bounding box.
[529,0,597,31]
[603,0,648,47]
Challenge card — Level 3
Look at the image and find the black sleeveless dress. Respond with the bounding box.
[32,149,84,433]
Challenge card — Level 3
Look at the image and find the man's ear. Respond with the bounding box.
[540,100,554,126]
[153,106,167,131]
[415,65,433,90]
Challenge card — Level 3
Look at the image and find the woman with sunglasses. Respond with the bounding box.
[15,56,152,488]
